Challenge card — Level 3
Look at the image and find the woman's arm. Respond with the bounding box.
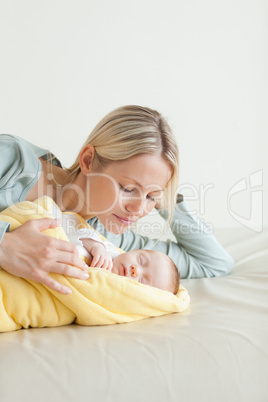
[0,134,89,293]
[87,200,234,279]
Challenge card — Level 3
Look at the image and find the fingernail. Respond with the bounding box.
[65,288,72,294]
[83,273,90,279]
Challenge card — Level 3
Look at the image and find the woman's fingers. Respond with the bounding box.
[0,218,91,294]
[32,263,90,294]
[31,270,73,295]
[44,239,89,272]
[45,259,90,280]
[25,219,87,269]
[31,217,63,231]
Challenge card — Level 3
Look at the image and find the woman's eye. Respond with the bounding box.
[119,184,133,194]
[147,195,155,202]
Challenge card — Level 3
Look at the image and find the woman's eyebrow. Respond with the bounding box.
[149,189,163,194]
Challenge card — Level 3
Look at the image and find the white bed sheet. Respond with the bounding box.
[0,227,267,402]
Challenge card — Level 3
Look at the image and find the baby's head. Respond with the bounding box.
[112,249,180,294]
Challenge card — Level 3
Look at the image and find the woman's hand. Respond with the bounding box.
[81,239,113,271]
[0,218,90,295]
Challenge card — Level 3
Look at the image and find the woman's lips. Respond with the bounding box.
[113,214,134,225]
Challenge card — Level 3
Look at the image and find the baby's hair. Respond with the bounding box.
[166,256,180,295]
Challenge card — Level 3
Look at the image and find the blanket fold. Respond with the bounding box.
[0,196,190,332]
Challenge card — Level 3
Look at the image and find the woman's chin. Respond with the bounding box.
[110,226,128,235]
[99,217,129,235]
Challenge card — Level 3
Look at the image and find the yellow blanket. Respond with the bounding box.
[0,196,190,332]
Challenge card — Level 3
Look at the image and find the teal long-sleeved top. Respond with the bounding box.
[0,134,234,278]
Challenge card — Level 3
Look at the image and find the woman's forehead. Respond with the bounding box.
[103,154,172,187]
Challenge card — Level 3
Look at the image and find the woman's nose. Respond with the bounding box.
[124,198,144,216]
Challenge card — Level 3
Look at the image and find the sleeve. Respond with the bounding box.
[0,134,43,248]
[0,221,10,243]
[0,221,10,268]
[0,134,43,213]
[0,135,20,247]
[88,201,234,279]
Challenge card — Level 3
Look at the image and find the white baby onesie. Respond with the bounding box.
[49,202,120,260]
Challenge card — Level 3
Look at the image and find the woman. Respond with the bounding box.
[0,105,233,294]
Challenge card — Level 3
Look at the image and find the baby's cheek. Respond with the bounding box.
[111,263,119,275]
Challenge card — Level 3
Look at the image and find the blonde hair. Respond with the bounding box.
[68,105,179,215]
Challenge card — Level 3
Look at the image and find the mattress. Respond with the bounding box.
[0,227,267,402]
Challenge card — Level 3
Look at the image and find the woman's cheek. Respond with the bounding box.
[90,176,119,214]
[142,200,156,216]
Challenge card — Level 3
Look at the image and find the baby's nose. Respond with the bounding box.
[130,265,140,278]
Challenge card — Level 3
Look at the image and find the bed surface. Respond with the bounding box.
[0,227,267,402]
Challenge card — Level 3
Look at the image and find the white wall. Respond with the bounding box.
[0,0,267,232]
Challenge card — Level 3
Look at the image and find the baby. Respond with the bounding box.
[53,203,180,295]
[81,238,180,295]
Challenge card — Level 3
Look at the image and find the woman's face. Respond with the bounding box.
[86,154,172,234]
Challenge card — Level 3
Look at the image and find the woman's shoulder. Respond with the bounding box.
[0,135,63,210]
[0,134,23,153]
[0,135,26,174]
[0,134,62,175]
[0,134,50,187]
[0,134,49,158]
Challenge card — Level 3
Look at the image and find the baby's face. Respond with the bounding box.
[112,249,172,292]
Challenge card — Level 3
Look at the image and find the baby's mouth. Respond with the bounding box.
[120,264,128,277]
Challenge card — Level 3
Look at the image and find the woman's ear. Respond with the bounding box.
[79,145,95,175]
